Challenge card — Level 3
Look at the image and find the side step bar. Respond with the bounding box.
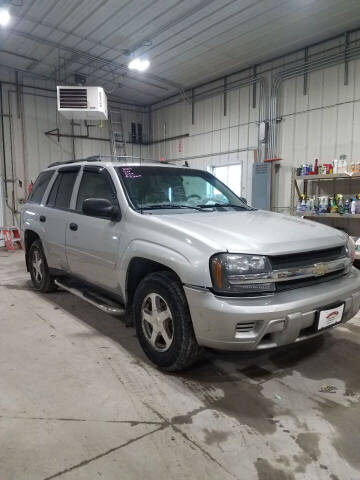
[55,279,125,315]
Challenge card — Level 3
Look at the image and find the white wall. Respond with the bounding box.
[2,31,360,228]
[0,68,147,226]
[149,75,260,202]
[149,32,360,219]
[276,57,360,214]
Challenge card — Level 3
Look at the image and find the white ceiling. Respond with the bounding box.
[1,0,360,105]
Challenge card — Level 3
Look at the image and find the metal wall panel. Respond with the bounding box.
[0,70,148,225]
[149,85,258,203]
[275,56,360,214]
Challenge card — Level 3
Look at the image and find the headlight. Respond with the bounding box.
[345,235,356,263]
[210,253,274,294]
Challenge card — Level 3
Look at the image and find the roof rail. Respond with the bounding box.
[47,160,78,168]
[47,155,177,169]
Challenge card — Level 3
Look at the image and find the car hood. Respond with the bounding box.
[154,209,346,255]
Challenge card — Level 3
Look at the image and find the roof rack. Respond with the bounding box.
[47,155,176,169]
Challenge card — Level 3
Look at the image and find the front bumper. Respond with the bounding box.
[184,267,360,351]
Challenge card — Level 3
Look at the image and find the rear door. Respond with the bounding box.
[41,166,80,271]
[65,165,122,291]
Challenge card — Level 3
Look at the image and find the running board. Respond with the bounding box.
[55,279,125,315]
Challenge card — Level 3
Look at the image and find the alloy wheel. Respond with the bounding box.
[141,293,174,352]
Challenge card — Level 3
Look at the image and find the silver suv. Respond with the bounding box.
[21,157,360,371]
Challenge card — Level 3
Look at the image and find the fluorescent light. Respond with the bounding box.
[0,9,10,27]
[128,57,150,72]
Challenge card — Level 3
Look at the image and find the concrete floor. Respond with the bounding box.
[1,251,360,480]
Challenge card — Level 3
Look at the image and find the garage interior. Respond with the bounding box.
[1,1,360,479]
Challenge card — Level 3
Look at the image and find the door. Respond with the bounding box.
[65,166,122,291]
[41,167,80,271]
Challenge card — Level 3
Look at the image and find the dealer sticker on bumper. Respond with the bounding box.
[318,304,344,330]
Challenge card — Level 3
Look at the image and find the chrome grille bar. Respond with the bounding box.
[228,256,351,285]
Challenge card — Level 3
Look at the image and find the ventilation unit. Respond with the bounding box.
[57,86,108,120]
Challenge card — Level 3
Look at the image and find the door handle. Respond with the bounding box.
[39,215,46,222]
[69,223,78,231]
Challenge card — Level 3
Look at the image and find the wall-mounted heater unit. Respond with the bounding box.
[57,86,108,120]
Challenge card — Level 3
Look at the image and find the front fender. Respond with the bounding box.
[118,239,209,298]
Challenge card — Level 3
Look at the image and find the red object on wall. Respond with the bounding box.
[178,140,182,153]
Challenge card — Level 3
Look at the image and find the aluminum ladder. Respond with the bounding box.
[109,110,127,157]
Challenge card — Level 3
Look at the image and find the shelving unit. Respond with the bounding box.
[290,168,360,247]
[290,168,360,217]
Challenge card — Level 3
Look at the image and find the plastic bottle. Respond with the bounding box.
[333,159,338,174]
[300,194,306,212]
[337,194,344,214]
[351,198,356,214]
[314,158,319,174]
[355,238,360,258]
[345,199,350,213]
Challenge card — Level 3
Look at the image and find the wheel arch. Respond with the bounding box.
[24,230,41,271]
[126,257,182,307]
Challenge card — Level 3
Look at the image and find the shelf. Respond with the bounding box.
[296,213,360,218]
[295,173,360,180]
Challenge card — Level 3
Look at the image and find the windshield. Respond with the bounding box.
[116,166,251,211]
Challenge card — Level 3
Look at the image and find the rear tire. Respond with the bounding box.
[29,240,57,293]
[133,271,202,371]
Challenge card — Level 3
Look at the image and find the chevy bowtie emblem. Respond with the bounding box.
[314,263,328,276]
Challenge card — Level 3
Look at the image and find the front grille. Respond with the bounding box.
[270,246,345,269]
[276,269,346,292]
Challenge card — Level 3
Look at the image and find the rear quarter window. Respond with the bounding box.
[28,170,55,204]
[46,170,78,209]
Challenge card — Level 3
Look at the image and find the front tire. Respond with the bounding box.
[133,271,202,371]
[29,240,57,293]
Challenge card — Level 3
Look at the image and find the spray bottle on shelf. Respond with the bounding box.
[300,194,306,212]
[351,198,356,215]
[337,194,344,214]
[345,198,350,214]
[356,194,360,214]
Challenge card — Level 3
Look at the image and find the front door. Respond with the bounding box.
[65,166,122,292]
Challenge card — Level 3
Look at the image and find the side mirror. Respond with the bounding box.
[82,198,121,221]
[240,196,247,204]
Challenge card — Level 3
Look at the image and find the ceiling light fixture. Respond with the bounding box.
[128,57,150,72]
[0,8,10,27]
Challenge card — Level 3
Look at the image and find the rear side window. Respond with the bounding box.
[46,170,78,209]
[28,171,54,204]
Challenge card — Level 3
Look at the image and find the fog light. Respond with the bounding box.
[268,319,286,333]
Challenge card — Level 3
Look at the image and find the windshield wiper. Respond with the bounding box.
[197,203,248,210]
[141,204,202,211]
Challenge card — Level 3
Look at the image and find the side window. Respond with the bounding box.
[76,171,118,212]
[46,171,78,209]
[28,171,54,204]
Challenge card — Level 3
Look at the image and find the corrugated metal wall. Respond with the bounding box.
[149,75,260,201]
[0,68,147,225]
[150,33,360,216]
[1,32,360,227]
[276,57,360,213]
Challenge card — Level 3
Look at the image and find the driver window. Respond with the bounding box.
[76,171,118,212]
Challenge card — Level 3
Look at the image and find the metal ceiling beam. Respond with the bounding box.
[22,0,112,72]
[83,0,223,82]
[0,62,147,109]
[7,27,179,95]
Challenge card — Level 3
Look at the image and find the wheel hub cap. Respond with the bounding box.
[141,293,174,352]
[32,249,43,283]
